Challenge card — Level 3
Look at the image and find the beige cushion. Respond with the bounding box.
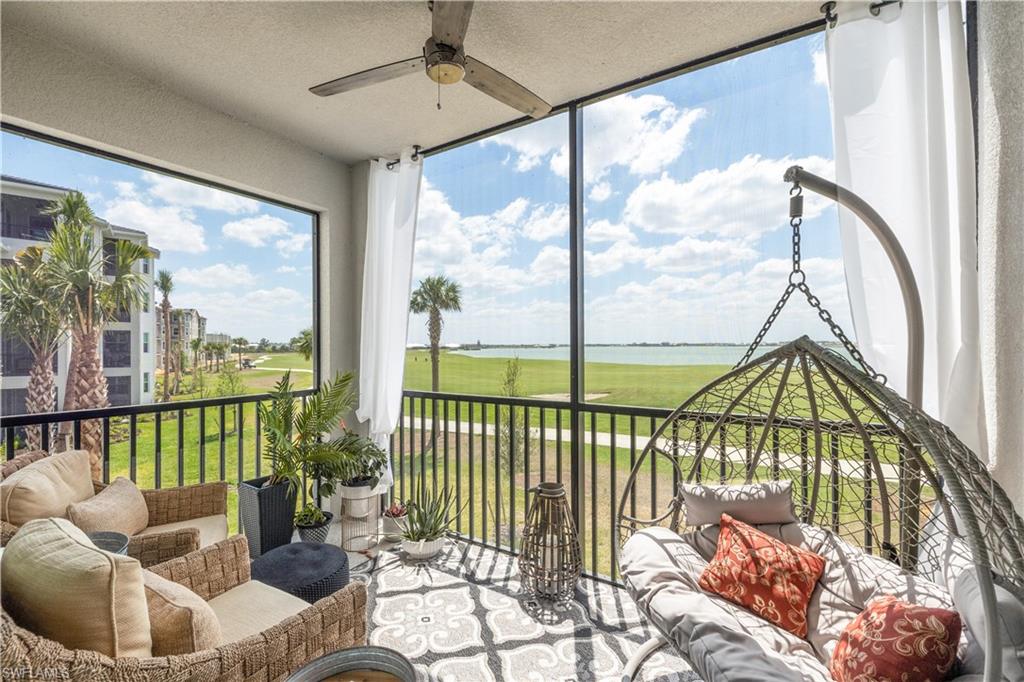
[0,450,94,526]
[137,514,228,548]
[679,481,797,526]
[143,570,222,655]
[207,580,309,644]
[1,517,152,657]
[67,477,149,536]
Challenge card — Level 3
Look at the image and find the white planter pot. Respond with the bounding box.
[382,515,406,538]
[402,537,446,560]
[338,484,377,519]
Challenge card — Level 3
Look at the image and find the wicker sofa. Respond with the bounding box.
[1,534,368,680]
[1,450,226,566]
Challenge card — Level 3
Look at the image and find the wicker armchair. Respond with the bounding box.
[1,450,227,567]
[1,535,368,681]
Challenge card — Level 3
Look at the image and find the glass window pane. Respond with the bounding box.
[582,34,845,409]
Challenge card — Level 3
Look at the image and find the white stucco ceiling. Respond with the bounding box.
[2,1,821,163]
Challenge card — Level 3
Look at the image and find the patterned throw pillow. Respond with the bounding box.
[698,513,825,638]
[830,595,961,682]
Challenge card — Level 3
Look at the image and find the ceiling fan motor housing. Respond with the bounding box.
[423,36,465,84]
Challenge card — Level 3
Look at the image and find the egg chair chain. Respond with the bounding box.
[735,180,886,385]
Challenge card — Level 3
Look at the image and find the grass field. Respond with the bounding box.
[72,347,923,577]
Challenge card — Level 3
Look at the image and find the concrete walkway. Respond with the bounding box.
[399,415,901,482]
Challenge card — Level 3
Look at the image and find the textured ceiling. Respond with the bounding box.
[2,1,821,163]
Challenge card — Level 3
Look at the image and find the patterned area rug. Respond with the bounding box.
[349,540,699,682]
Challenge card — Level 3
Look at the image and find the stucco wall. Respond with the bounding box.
[0,24,360,379]
[977,1,1024,513]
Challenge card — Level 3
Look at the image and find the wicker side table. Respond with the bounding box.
[251,541,350,603]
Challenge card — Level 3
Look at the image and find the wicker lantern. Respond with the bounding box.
[519,482,582,602]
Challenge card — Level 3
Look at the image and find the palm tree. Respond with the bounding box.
[409,276,462,392]
[296,328,313,362]
[232,337,248,369]
[156,270,174,401]
[190,337,204,370]
[44,192,151,474]
[0,248,67,449]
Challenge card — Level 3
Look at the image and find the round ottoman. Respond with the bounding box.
[251,542,349,603]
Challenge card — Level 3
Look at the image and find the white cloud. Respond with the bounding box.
[812,49,829,88]
[222,215,292,247]
[102,194,207,254]
[589,181,612,202]
[642,237,758,274]
[529,245,570,283]
[275,232,312,258]
[174,263,255,287]
[175,286,311,341]
[141,171,259,214]
[585,220,635,243]
[276,265,298,274]
[482,94,705,184]
[584,257,852,344]
[623,154,834,238]
[585,240,648,277]
[521,204,569,242]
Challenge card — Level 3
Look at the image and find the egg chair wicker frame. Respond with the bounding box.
[615,167,1024,682]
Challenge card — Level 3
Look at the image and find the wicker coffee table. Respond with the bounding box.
[251,541,349,603]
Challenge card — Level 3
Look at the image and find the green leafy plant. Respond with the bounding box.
[258,370,387,498]
[402,487,465,542]
[294,502,327,527]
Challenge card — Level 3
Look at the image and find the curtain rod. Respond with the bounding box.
[385,145,421,170]
[821,0,902,28]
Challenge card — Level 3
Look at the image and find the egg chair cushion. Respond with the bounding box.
[620,525,834,681]
[954,569,1024,681]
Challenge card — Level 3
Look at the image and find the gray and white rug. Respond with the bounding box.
[349,540,699,682]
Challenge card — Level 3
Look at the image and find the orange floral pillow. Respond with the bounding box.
[830,595,961,682]
[698,513,825,638]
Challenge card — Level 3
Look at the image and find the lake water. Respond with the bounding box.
[449,345,766,366]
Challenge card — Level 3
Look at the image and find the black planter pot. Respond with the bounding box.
[296,511,334,544]
[239,476,297,557]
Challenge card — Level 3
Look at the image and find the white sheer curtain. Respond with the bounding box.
[356,148,423,488]
[825,0,985,454]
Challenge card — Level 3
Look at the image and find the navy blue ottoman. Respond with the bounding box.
[251,542,349,604]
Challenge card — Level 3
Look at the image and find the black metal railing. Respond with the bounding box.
[391,389,910,585]
[0,390,315,532]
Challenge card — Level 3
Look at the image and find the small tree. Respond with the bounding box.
[232,337,247,369]
[216,363,246,434]
[409,276,462,393]
[156,270,174,401]
[499,356,528,473]
[295,328,313,362]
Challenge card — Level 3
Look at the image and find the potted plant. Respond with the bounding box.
[335,434,388,519]
[401,486,464,560]
[239,371,365,557]
[295,503,333,544]
[383,501,407,541]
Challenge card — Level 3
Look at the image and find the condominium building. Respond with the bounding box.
[0,175,159,414]
[156,308,206,369]
[204,332,231,346]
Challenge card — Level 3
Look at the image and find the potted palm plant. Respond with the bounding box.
[401,486,464,560]
[240,371,374,557]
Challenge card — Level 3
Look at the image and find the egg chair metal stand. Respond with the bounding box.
[615,167,1024,682]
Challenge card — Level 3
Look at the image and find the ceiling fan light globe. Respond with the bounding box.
[427,62,465,85]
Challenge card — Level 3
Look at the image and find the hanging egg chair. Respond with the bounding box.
[616,167,1024,682]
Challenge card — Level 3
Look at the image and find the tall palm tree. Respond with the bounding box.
[44,192,151,474]
[190,337,204,369]
[296,328,313,362]
[409,276,462,392]
[232,337,248,369]
[155,270,174,402]
[0,248,67,449]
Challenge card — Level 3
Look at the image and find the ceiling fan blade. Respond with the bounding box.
[431,1,474,50]
[310,56,425,97]
[463,56,552,119]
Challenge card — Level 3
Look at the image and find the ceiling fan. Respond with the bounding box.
[309,1,552,119]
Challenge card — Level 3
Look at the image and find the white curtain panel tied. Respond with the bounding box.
[825,1,985,457]
[356,148,423,488]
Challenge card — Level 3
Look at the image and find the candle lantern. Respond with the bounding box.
[519,482,582,602]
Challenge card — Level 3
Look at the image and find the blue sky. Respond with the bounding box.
[1,132,314,342]
[410,33,853,347]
